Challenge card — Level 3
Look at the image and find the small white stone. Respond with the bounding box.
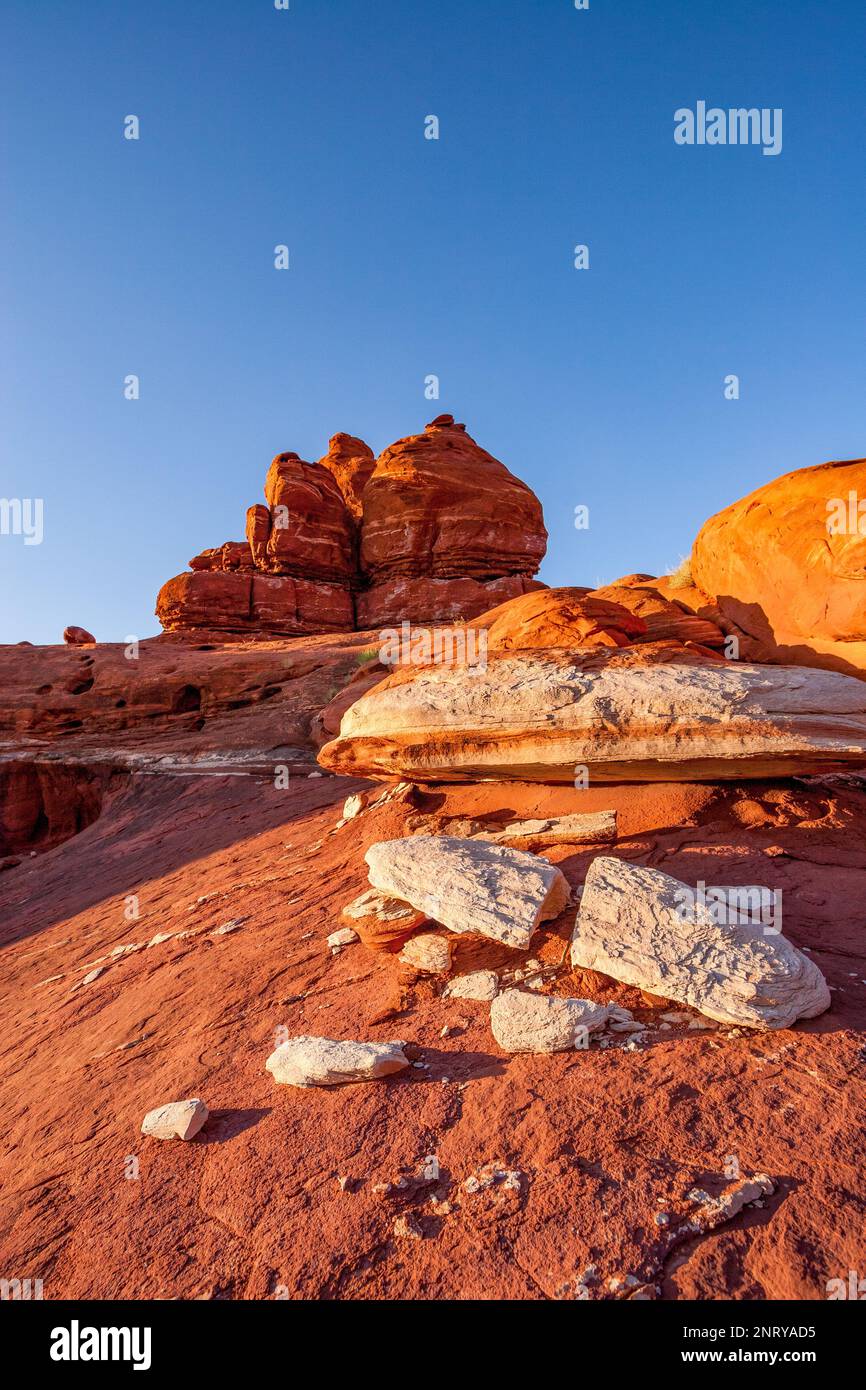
[444,970,499,1001]
[212,920,241,936]
[343,793,368,820]
[148,932,174,948]
[398,932,452,974]
[141,1098,209,1141]
[327,927,359,950]
[490,989,609,1054]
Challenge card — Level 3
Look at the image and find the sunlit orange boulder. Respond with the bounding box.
[691,457,866,677]
[469,587,646,652]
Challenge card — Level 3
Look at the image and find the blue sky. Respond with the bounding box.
[2,0,864,643]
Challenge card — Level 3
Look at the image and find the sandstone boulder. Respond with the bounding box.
[265,1036,409,1086]
[471,587,646,651]
[691,457,866,677]
[320,650,866,783]
[141,1098,209,1141]
[364,835,569,949]
[340,887,428,952]
[590,579,726,649]
[63,626,96,646]
[490,989,609,1053]
[570,857,831,1030]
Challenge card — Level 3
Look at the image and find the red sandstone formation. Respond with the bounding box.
[260,452,356,583]
[358,415,547,625]
[155,417,548,636]
[355,574,542,628]
[691,457,866,677]
[318,433,376,520]
[156,570,355,636]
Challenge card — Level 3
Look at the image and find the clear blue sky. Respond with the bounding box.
[2,0,864,644]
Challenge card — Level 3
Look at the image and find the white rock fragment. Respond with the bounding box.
[148,932,174,948]
[327,927,359,951]
[265,1035,410,1087]
[490,988,609,1054]
[365,836,569,949]
[341,888,418,923]
[212,920,242,936]
[398,933,452,974]
[571,857,831,1030]
[342,793,368,820]
[444,970,500,1001]
[81,967,104,985]
[141,1098,209,1141]
[479,810,617,848]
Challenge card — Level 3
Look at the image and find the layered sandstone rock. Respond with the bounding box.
[157,449,358,635]
[570,857,831,1030]
[478,810,617,848]
[318,434,376,520]
[589,578,726,650]
[691,457,866,676]
[156,418,549,635]
[470,587,646,651]
[156,570,354,635]
[261,452,355,582]
[319,649,866,783]
[358,415,547,625]
[355,574,541,628]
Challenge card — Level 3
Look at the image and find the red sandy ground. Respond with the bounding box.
[0,640,864,1299]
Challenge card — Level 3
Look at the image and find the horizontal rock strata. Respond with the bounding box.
[320,651,866,783]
